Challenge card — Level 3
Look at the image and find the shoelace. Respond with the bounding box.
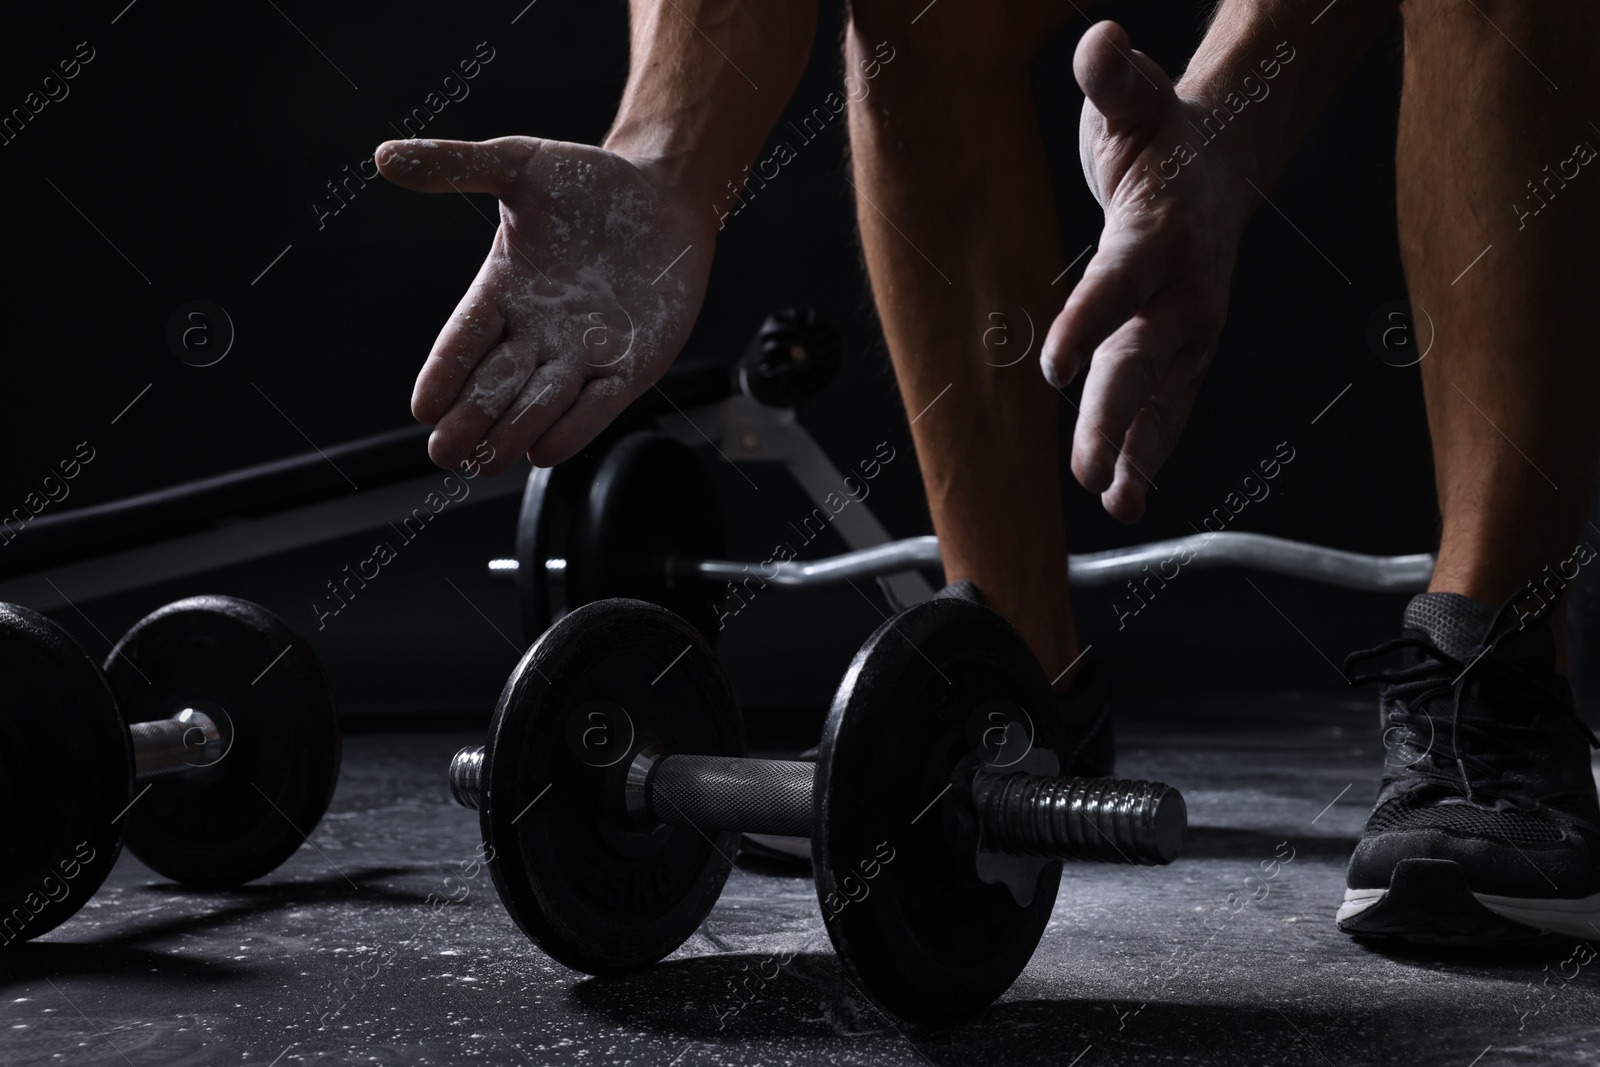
[1342,583,1600,806]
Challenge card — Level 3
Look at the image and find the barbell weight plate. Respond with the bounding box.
[0,604,128,943]
[580,432,725,643]
[513,453,600,643]
[103,596,341,888]
[514,431,726,644]
[481,598,742,974]
[812,596,1062,1023]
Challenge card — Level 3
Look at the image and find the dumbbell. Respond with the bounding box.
[0,595,340,945]
[446,595,1185,1023]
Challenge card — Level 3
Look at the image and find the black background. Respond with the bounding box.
[0,1,1435,730]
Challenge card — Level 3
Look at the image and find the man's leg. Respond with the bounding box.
[1334,1,1600,943]
[845,2,1082,687]
[1400,0,1600,655]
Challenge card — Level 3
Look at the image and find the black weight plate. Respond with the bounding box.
[813,597,1061,1024]
[482,598,743,974]
[513,452,602,642]
[104,596,340,887]
[0,604,128,943]
[579,432,725,642]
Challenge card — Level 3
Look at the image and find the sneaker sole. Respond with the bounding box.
[1338,858,1600,943]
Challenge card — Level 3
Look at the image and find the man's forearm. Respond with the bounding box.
[604,0,818,208]
[1175,0,1399,191]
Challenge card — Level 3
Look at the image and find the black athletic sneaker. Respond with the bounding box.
[1337,590,1600,942]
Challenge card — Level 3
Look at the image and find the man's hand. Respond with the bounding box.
[377,136,715,476]
[1043,22,1256,523]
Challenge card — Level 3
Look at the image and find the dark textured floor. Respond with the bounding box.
[5,696,1598,1067]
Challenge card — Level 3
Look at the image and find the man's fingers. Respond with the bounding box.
[1042,222,1169,389]
[426,339,542,469]
[527,378,640,468]
[429,361,645,475]
[375,136,533,197]
[1073,22,1173,133]
[1050,20,1181,388]
[1097,346,1211,523]
[474,363,584,476]
[1068,292,1189,491]
[1101,428,1157,523]
[1138,344,1208,475]
[412,265,505,425]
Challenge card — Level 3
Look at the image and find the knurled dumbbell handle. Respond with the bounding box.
[130,709,225,782]
[446,749,815,836]
[642,757,1184,866]
[449,745,1184,864]
[973,775,1185,865]
[644,755,814,837]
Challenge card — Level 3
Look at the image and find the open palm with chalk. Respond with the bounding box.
[376,136,714,476]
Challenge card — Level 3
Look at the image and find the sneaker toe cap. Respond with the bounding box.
[1347,827,1598,897]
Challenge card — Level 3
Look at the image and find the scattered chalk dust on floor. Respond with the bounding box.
[5,703,1598,1066]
